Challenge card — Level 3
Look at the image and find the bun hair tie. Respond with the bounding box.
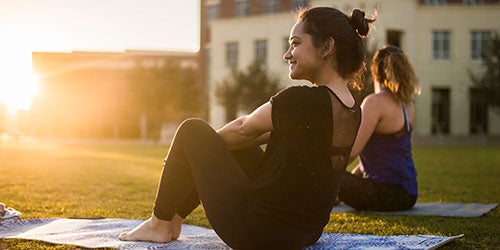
[350,9,375,37]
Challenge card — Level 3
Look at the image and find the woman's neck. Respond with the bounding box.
[313,70,355,107]
[312,68,347,89]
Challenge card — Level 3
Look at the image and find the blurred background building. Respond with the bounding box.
[200,0,500,137]
[27,50,201,141]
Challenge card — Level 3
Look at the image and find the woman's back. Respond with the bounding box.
[250,86,360,230]
[359,89,418,197]
[368,90,415,135]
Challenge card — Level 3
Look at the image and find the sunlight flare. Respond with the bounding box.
[0,70,40,115]
[0,51,40,115]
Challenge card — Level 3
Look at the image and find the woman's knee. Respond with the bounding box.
[176,118,221,146]
[177,118,211,135]
[180,118,208,128]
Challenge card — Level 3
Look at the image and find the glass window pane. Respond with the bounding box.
[226,42,238,69]
[255,40,267,64]
[432,31,450,60]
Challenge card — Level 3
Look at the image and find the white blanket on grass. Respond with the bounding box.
[331,202,498,217]
[0,218,462,249]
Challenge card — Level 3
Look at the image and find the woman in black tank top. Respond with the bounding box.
[119,7,375,249]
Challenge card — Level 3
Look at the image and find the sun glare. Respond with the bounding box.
[0,27,44,116]
[0,63,40,116]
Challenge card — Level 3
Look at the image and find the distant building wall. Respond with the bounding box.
[201,0,500,136]
[31,50,198,138]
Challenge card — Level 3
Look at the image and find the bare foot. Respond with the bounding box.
[171,214,184,240]
[119,214,173,243]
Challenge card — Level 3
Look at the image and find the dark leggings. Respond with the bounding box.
[152,118,319,250]
[338,172,417,212]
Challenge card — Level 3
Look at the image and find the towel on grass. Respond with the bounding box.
[0,217,462,250]
[331,202,498,217]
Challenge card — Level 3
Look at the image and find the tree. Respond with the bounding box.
[239,62,281,113]
[470,32,500,114]
[215,70,241,122]
[163,63,205,120]
[128,59,204,139]
[215,62,280,122]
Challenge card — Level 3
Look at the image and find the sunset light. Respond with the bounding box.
[0,46,40,115]
[0,71,40,115]
[0,0,199,117]
[0,0,200,140]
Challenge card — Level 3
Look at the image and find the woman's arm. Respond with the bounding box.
[217,102,273,150]
[348,95,381,164]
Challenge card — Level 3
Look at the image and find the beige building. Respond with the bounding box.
[201,0,500,136]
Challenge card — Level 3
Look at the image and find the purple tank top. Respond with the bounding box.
[359,104,418,196]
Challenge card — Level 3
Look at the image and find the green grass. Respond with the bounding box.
[0,141,498,249]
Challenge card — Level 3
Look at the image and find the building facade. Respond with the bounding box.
[31,50,198,139]
[200,0,500,136]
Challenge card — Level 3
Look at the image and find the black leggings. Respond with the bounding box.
[152,118,320,250]
[338,172,417,212]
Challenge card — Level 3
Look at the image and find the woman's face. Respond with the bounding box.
[283,22,323,81]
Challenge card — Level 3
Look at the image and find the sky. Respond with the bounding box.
[0,0,200,113]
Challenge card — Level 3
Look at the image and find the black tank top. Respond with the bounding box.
[248,85,361,231]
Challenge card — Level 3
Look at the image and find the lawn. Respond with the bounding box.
[0,140,498,249]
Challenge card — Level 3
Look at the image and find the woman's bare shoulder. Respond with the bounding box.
[362,92,387,107]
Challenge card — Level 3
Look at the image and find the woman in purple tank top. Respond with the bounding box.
[337,45,421,211]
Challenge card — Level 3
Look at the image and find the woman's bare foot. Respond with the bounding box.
[119,214,173,243]
[171,214,184,240]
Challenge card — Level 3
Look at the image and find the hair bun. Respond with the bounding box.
[350,9,369,37]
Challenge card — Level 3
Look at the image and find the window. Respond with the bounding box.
[387,30,403,48]
[432,31,450,60]
[431,88,450,134]
[464,0,483,5]
[264,0,279,14]
[471,31,490,60]
[226,42,238,69]
[425,0,446,5]
[293,0,308,9]
[255,40,268,65]
[207,4,219,20]
[236,0,249,17]
[470,88,488,134]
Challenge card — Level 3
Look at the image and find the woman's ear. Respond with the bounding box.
[321,37,335,58]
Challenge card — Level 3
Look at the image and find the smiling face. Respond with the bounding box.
[283,22,324,82]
